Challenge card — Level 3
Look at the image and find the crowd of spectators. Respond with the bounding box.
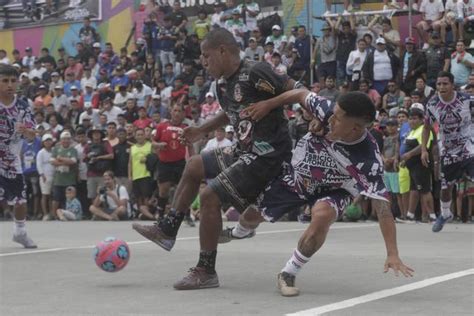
[0,0,472,223]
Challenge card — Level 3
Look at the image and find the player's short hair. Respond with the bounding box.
[0,64,19,77]
[202,28,240,54]
[437,71,454,83]
[337,92,376,124]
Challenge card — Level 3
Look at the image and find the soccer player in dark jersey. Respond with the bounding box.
[132,28,300,289]
[421,71,474,232]
[0,64,37,248]
[219,91,413,296]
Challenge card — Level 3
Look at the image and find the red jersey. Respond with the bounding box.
[133,118,153,129]
[154,121,187,162]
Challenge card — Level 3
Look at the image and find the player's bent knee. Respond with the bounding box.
[310,203,336,227]
[183,155,205,181]
[199,187,221,213]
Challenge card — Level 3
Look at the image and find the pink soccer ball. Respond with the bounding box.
[93,237,130,272]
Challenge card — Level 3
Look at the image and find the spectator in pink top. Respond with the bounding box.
[200,92,221,120]
[359,79,382,109]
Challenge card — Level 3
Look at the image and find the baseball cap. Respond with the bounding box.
[41,134,54,142]
[38,84,47,89]
[85,82,94,88]
[225,125,234,133]
[60,131,72,139]
[205,92,214,98]
[93,42,101,48]
[152,94,161,99]
[410,103,424,112]
[405,37,416,45]
[51,72,59,77]
[70,85,78,90]
[249,37,256,42]
[25,47,32,52]
[136,37,146,45]
[232,8,240,14]
[20,72,28,79]
[272,25,281,31]
[54,85,63,90]
[376,37,386,45]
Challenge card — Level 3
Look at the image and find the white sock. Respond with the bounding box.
[13,219,26,236]
[429,213,436,220]
[281,249,310,276]
[407,211,415,219]
[231,222,253,238]
[441,201,453,218]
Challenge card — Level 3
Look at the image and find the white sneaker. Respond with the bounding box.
[323,10,331,17]
[13,233,37,249]
[422,43,429,50]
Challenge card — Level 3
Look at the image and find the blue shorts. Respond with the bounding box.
[257,176,353,222]
[383,172,400,193]
[0,174,27,205]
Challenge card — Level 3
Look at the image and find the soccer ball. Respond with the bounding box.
[93,237,130,272]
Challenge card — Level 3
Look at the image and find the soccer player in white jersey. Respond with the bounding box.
[220,91,413,296]
[421,71,474,232]
[0,64,37,248]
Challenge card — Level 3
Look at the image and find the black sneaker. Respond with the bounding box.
[218,226,256,244]
[185,216,196,227]
[277,272,299,297]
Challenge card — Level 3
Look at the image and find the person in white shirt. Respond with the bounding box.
[155,79,173,110]
[211,2,225,28]
[52,86,69,112]
[0,49,10,64]
[244,37,265,61]
[22,47,36,69]
[113,85,134,108]
[102,98,124,124]
[36,134,55,220]
[132,81,153,108]
[80,66,97,93]
[237,0,260,31]
[346,39,368,89]
[271,52,287,75]
[417,0,445,48]
[266,25,288,53]
[456,0,474,40]
[28,60,46,80]
[432,0,460,43]
[202,127,233,152]
[225,125,237,145]
[79,102,101,125]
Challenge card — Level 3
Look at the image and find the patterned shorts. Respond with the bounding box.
[440,157,474,189]
[0,174,27,206]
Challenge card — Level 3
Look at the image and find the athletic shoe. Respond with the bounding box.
[218,226,256,244]
[132,222,176,251]
[185,216,196,227]
[432,214,453,233]
[173,267,219,290]
[277,272,299,297]
[13,233,37,249]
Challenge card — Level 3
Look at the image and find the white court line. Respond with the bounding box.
[286,268,474,316]
[0,223,377,258]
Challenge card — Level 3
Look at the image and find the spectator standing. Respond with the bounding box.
[382,80,405,110]
[362,37,400,96]
[79,16,99,46]
[133,107,153,129]
[133,80,153,108]
[398,37,426,94]
[102,97,124,124]
[331,17,357,85]
[22,47,35,69]
[315,23,337,87]
[74,129,90,218]
[194,10,211,41]
[105,122,119,147]
[63,73,81,97]
[64,56,84,81]
[80,66,97,93]
[450,40,474,87]
[159,16,179,73]
[169,0,188,30]
[237,0,260,31]
[346,38,368,90]
[50,131,78,221]
[28,60,46,80]
[244,37,265,61]
[293,25,312,76]
[224,9,248,48]
[129,129,153,211]
[369,18,401,57]
[21,131,42,219]
[110,66,129,91]
[424,32,450,88]
[36,134,55,220]
[266,25,288,53]
[0,49,10,64]
[211,3,225,28]
[382,118,401,218]
[113,128,131,194]
[84,127,113,204]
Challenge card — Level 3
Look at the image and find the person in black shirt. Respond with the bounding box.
[169,0,188,31]
[133,28,300,290]
[38,48,57,68]
[113,129,131,195]
[79,16,99,47]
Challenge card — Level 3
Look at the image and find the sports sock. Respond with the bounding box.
[231,222,253,238]
[441,201,453,218]
[196,250,217,274]
[281,249,310,276]
[159,210,184,237]
[406,211,415,220]
[429,212,436,220]
[157,197,168,217]
[13,218,26,236]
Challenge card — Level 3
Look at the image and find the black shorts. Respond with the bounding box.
[133,177,153,198]
[258,176,353,222]
[408,165,432,193]
[440,157,474,189]
[53,185,73,206]
[157,160,186,184]
[202,145,289,212]
[0,174,27,205]
[24,173,40,196]
[317,61,337,81]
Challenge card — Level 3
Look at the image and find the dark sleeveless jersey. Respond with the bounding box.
[216,60,292,158]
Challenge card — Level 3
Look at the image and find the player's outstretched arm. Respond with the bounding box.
[372,198,414,277]
[244,89,311,122]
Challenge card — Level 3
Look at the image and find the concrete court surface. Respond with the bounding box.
[0,220,473,316]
